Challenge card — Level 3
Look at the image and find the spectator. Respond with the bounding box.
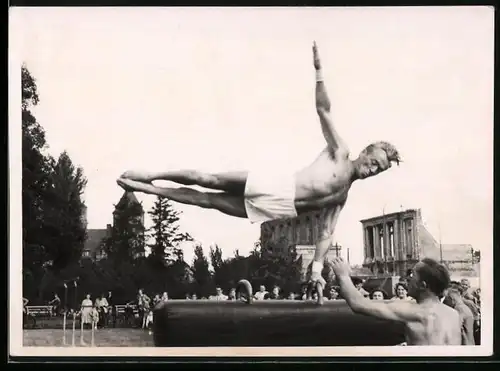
[443,288,475,345]
[287,292,297,300]
[23,297,29,313]
[212,287,228,301]
[191,294,198,300]
[370,288,388,301]
[95,293,109,328]
[352,277,370,298]
[328,287,340,300]
[228,288,237,301]
[80,294,93,328]
[391,282,415,302]
[254,285,268,301]
[48,293,62,316]
[267,285,282,300]
[107,291,116,328]
[153,294,161,306]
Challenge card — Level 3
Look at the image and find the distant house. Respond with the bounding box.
[82,225,112,261]
[81,191,146,261]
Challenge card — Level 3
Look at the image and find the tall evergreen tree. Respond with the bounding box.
[43,151,88,271]
[147,196,192,264]
[209,244,225,287]
[191,243,213,297]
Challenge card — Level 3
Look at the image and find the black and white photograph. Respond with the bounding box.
[9,6,493,357]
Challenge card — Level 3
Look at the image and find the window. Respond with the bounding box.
[389,223,395,257]
[367,226,375,258]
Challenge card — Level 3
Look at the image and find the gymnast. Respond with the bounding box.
[117,41,401,290]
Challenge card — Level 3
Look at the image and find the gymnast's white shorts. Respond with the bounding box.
[244,170,298,224]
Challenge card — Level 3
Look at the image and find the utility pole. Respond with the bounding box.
[438,222,443,264]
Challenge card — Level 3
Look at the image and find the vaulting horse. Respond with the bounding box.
[152,280,406,347]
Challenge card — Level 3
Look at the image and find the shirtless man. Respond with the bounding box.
[117,42,401,289]
[331,257,461,346]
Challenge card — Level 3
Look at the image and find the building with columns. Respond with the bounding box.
[361,208,480,280]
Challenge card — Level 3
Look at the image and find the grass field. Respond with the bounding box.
[23,328,155,347]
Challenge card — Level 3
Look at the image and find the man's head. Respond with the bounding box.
[259,285,266,293]
[460,278,471,292]
[408,258,450,299]
[354,141,401,179]
[443,288,463,308]
[272,286,280,296]
[216,287,223,296]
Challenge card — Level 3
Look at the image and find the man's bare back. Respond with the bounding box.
[404,301,461,345]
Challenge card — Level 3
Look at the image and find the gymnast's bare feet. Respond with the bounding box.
[120,170,154,183]
[116,178,138,192]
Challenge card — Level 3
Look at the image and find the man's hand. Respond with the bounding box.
[331,257,351,278]
[313,41,321,70]
[310,272,326,289]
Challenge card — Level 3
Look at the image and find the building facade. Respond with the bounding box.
[360,208,479,279]
[260,210,342,279]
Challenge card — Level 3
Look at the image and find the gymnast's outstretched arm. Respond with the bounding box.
[310,205,344,285]
[313,42,349,156]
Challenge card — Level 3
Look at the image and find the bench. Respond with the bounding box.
[26,305,52,317]
[115,304,139,316]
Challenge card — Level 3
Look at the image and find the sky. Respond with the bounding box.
[11,6,494,265]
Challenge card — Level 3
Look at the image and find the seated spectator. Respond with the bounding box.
[369,288,388,301]
[228,288,237,301]
[352,277,370,298]
[211,287,228,301]
[286,292,297,300]
[267,285,282,300]
[391,282,415,302]
[328,287,340,300]
[254,285,268,301]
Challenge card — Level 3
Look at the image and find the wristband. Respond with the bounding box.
[312,261,323,274]
[315,69,324,82]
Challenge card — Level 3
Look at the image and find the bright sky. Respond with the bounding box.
[12,7,494,265]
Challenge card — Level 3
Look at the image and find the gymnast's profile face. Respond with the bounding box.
[355,148,390,179]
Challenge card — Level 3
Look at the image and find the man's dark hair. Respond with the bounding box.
[417,258,451,296]
[351,277,363,286]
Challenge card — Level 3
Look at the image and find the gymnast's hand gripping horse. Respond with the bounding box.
[117,41,401,291]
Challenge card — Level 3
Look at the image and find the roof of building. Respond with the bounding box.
[114,191,143,212]
[359,209,420,224]
[83,229,108,255]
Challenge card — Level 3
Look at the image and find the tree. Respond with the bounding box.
[191,243,213,297]
[43,151,88,271]
[103,192,146,263]
[22,65,53,273]
[165,249,193,298]
[147,196,192,264]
